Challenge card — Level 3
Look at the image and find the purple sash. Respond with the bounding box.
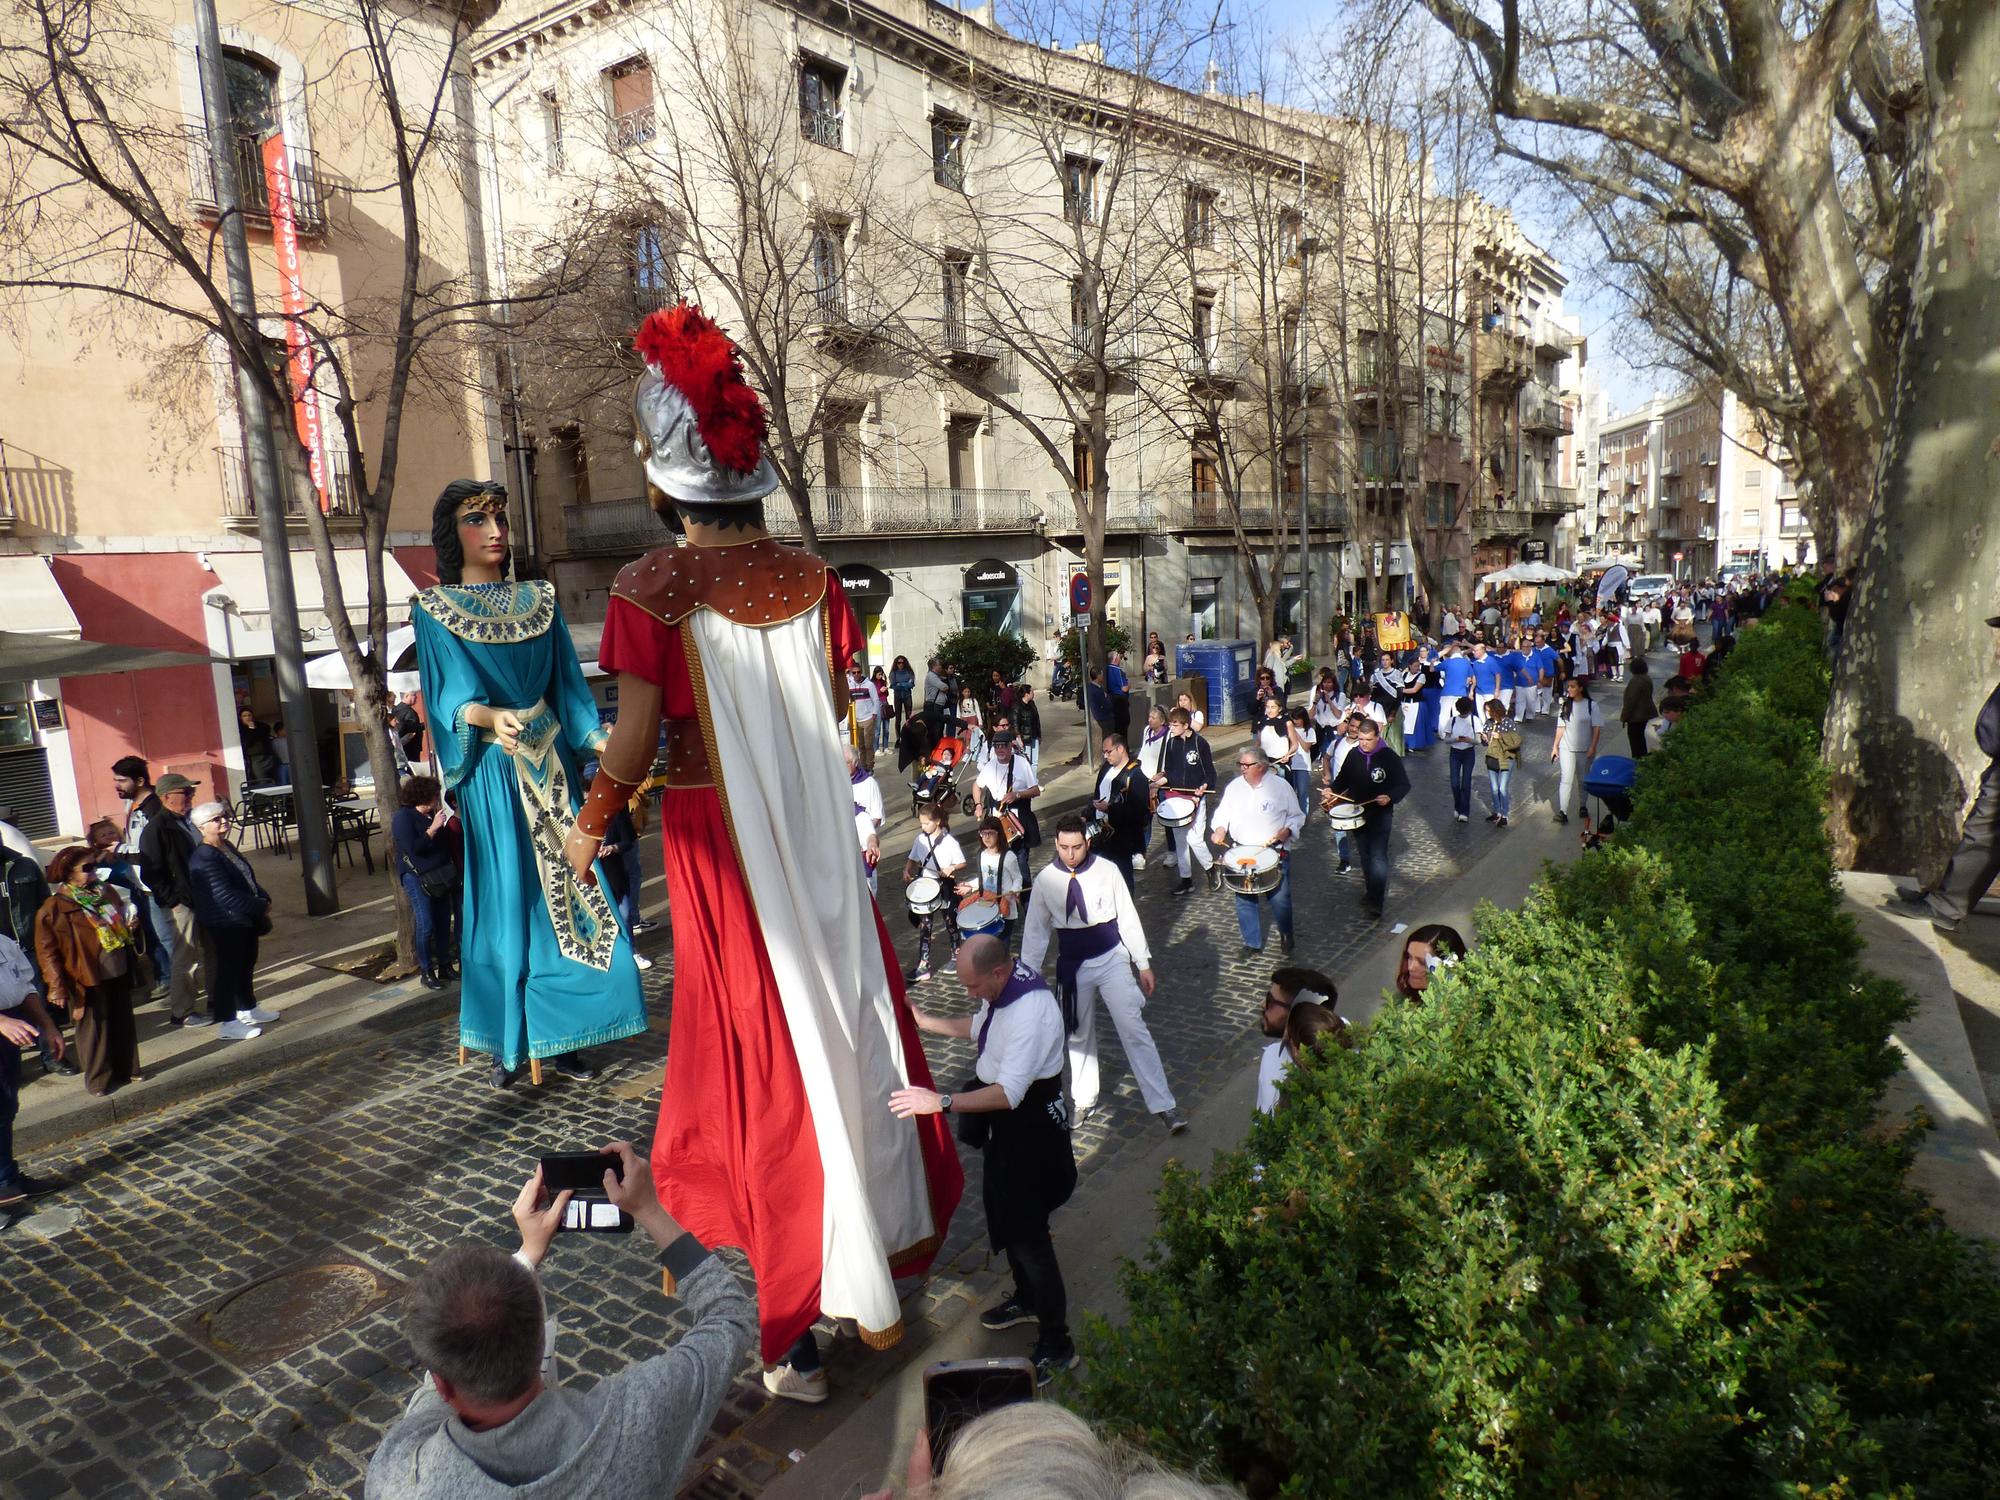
[1054,921,1122,1034]
[977,959,1050,1055]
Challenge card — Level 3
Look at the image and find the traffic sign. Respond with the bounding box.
[1069,571,1091,615]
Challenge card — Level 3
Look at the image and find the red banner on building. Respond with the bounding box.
[261,134,330,514]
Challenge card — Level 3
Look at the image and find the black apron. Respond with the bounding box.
[972,1074,1076,1251]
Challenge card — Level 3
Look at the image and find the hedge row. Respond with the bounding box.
[1078,600,2000,1497]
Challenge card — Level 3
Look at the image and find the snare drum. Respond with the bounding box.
[904,875,953,917]
[1155,794,1198,830]
[1218,844,1283,896]
[1326,801,1367,833]
[956,900,1006,939]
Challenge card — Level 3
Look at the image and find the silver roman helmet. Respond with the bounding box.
[631,302,779,507]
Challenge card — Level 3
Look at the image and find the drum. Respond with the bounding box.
[956,900,1006,939]
[1326,801,1366,833]
[1156,794,1198,830]
[1218,844,1283,896]
[905,876,952,916]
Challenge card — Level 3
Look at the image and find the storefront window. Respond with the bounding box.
[0,683,33,750]
[1276,573,1303,640]
[962,588,1019,634]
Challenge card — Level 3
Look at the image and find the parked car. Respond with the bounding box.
[1628,573,1674,600]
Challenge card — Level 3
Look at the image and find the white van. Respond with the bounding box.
[1627,574,1674,600]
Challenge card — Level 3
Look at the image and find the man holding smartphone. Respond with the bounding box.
[366,1141,755,1498]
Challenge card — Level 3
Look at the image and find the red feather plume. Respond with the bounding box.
[633,302,767,475]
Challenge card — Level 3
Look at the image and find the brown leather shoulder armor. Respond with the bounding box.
[611,537,829,628]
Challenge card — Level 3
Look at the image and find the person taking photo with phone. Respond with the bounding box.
[367,1140,754,1499]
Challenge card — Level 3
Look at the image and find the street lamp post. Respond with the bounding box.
[193,0,338,913]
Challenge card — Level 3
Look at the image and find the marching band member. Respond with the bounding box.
[890,935,1078,1385]
[902,802,965,984]
[962,816,1026,948]
[1153,707,1215,895]
[1021,815,1184,1134]
[1210,747,1305,953]
[972,730,1042,881]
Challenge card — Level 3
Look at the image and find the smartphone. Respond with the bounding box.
[540,1151,631,1233]
[541,1150,624,1197]
[923,1357,1037,1469]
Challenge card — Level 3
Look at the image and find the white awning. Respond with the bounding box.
[0,556,82,638]
[203,549,416,627]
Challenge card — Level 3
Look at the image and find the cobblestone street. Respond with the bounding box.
[0,710,1567,1499]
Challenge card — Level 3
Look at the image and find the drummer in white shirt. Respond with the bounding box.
[972,730,1042,881]
[1209,746,1306,956]
[1021,814,1185,1133]
[902,803,966,982]
[1151,707,1215,894]
[961,816,1026,950]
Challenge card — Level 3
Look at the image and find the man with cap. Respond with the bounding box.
[1900,611,2000,931]
[139,773,207,1025]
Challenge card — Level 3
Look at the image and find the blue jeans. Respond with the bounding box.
[401,871,460,973]
[1355,813,1392,911]
[616,842,644,929]
[1448,746,1475,819]
[0,1036,19,1187]
[1337,832,1355,870]
[1488,766,1513,818]
[1287,767,1311,813]
[145,891,178,978]
[1232,862,1292,947]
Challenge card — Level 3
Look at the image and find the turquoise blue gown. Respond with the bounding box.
[412,580,647,1068]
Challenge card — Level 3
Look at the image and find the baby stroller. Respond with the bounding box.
[909,732,968,818]
[1580,754,1637,850]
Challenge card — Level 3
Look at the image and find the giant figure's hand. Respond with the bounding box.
[564,825,602,886]
[491,709,525,754]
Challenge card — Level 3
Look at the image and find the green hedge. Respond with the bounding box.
[1078,603,2000,1497]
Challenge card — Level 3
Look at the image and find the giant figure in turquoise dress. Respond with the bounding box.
[412,484,647,1078]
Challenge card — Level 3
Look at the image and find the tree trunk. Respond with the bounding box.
[1746,109,1885,571]
[1824,0,2000,876]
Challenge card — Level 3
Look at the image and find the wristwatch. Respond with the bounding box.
[938,1093,953,1114]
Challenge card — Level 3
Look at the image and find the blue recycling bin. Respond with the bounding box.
[1176,640,1257,725]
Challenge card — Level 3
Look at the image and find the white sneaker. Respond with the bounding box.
[217,1020,262,1041]
[241,1007,280,1025]
[633,954,654,971]
[761,1364,828,1404]
[179,1013,214,1028]
[1132,853,1145,870]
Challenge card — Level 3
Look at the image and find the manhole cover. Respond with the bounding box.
[193,1257,400,1370]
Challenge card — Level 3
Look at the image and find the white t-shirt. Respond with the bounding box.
[1136,728,1170,778]
[1255,1040,1290,1115]
[1442,711,1481,749]
[971,847,1024,898]
[1213,773,1305,848]
[847,675,879,723]
[971,982,1066,1107]
[908,830,965,874]
[977,753,1038,805]
[1558,698,1603,750]
[851,774,884,830]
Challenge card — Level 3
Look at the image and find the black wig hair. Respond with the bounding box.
[432,479,509,585]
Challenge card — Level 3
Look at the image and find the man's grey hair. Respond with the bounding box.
[843,742,862,769]
[1239,747,1269,769]
[403,1243,545,1403]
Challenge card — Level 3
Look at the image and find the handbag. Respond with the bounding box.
[415,861,460,898]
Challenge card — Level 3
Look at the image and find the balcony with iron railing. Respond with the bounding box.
[1470,503,1534,540]
[801,107,844,149]
[187,128,326,235]
[0,439,70,534]
[941,312,1003,370]
[805,284,886,348]
[610,104,656,149]
[217,445,362,528]
[561,486,1040,553]
[1522,398,1573,436]
[1075,490,1347,535]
